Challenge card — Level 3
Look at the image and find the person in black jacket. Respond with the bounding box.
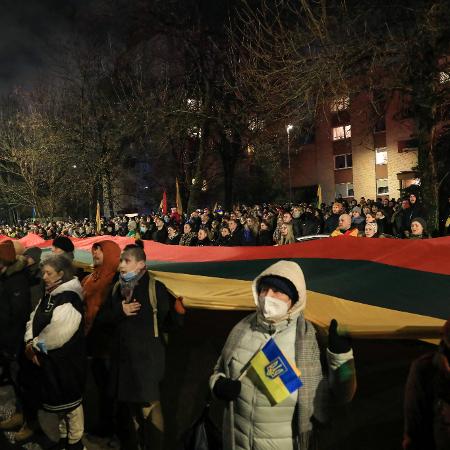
[227,219,244,246]
[323,202,343,234]
[257,220,274,246]
[0,240,32,439]
[97,241,185,450]
[151,217,168,244]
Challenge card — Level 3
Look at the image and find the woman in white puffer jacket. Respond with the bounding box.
[210,260,357,450]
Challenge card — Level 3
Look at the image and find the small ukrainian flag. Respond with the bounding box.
[249,338,303,405]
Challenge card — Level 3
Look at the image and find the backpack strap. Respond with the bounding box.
[148,273,159,338]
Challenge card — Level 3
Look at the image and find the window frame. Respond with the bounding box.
[335,182,354,198]
[334,153,353,170]
[375,147,388,165]
[332,124,351,141]
[376,178,389,195]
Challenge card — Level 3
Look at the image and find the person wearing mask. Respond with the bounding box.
[96,241,185,450]
[403,319,450,450]
[210,261,356,450]
[23,247,43,310]
[139,223,153,241]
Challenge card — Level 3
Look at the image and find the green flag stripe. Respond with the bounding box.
[148,259,449,320]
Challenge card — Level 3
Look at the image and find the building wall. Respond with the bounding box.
[385,92,418,199]
[292,91,418,203]
[314,108,336,204]
[351,92,376,200]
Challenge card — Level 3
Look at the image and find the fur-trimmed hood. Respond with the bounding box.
[252,260,307,323]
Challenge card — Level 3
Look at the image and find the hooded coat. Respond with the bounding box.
[210,261,356,450]
[82,240,121,334]
[25,277,86,413]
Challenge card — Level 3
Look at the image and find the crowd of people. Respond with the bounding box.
[1,194,449,247]
[0,194,449,450]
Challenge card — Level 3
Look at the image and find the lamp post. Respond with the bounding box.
[286,124,293,204]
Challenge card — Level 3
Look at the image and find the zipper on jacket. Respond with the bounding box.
[249,381,257,449]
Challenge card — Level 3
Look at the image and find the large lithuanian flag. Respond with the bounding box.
[2,234,449,339]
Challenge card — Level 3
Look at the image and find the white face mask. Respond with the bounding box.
[259,295,290,319]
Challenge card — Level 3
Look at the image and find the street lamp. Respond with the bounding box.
[286,124,294,203]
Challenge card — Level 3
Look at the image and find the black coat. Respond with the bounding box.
[228,227,244,246]
[98,272,183,403]
[257,230,274,246]
[324,214,340,234]
[0,258,31,357]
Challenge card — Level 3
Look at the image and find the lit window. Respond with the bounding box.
[247,144,255,155]
[376,179,389,195]
[330,96,350,112]
[439,72,450,84]
[335,182,354,198]
[332,125,351,141]
[375,147,388,165]
[334,153,352,169]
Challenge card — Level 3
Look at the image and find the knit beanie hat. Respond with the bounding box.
[352,206,361,214]
[257,275,299,303]
[366,222,378,234]
[411,217,427,233]
[0,240,16,265]
[23,246,42,264]
[52,236,75,253]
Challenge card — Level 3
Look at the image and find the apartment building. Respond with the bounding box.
[290,92,419,205]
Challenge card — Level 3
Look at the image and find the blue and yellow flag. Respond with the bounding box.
[250,338,302,405]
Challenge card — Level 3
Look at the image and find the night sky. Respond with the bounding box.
[0,0,83,93]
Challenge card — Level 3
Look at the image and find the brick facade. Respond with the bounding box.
[291,92,418,204]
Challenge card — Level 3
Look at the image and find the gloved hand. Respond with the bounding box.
[328,319,352,354]
[213,377,241,401]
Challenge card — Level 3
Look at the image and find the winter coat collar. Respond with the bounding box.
[51,277,84,300]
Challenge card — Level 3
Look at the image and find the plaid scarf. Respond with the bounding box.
[220,313,328,449]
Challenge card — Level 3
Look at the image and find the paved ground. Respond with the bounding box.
[0,309,436,449]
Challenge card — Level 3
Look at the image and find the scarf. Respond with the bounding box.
[45,279,63,295]
[119,269,147,302]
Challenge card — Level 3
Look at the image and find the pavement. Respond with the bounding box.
[0,309,437,449]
